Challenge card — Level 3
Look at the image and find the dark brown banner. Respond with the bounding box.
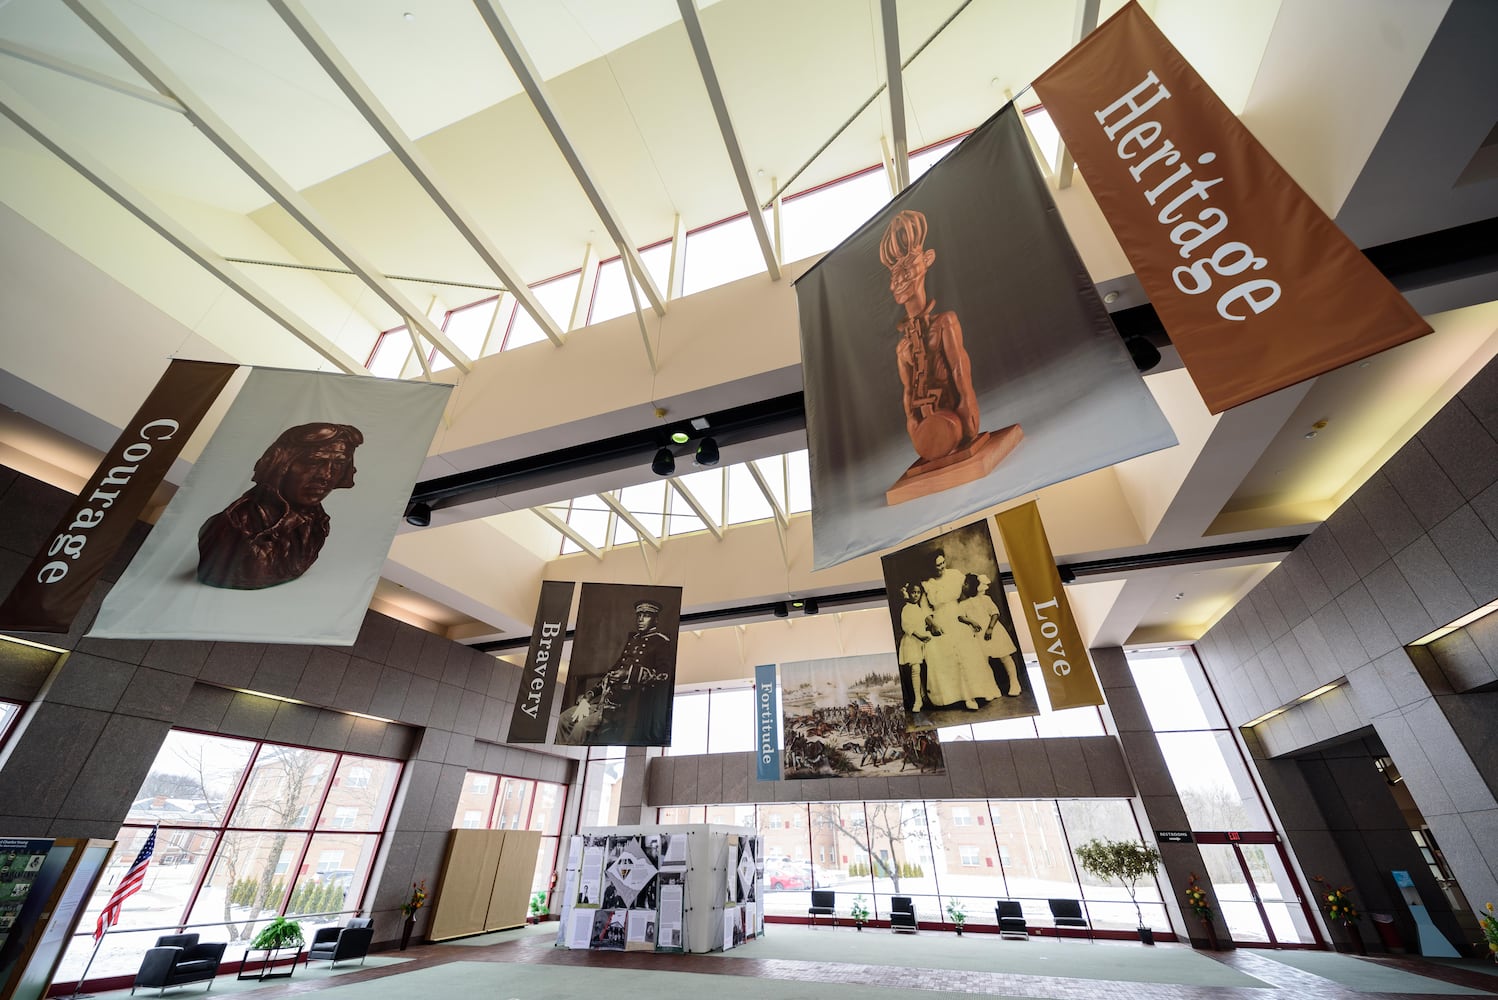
[1033,1,1430,414]
[0,359,236,633]
[506,579,577,744]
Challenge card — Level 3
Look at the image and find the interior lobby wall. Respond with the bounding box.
[1195,353,1498,929]
[1293,732,1466,953]
[0,466,576,945]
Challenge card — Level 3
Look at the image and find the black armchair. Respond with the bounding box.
[889,895,917,933]
[808,890,836,927]
[1048,898,1090,937]
[996,899,1028,939]
[132,933,226,996]
[306,917,374,968]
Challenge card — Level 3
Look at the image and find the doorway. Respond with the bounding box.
[1195,833,1321,947]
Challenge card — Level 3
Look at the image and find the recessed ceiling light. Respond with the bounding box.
[403,11,415,20]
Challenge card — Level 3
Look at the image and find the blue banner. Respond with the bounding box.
[755,664,780,781]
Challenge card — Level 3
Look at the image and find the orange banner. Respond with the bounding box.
[993,501,1103,711]
[1033,2,1430,414]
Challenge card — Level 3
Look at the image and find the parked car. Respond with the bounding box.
[766,862,812,891]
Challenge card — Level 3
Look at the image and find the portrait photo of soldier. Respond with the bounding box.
[555,583,682,747]
[197,422,363,589]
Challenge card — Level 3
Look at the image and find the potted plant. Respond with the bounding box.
[529,890,548,924]
[1480,902,1498,962]
[1311,875,1362,954]
[1184,872,1219,950]
[850,894,870,931]
[399,880,428,951]
[1074,838,1162,945]
[250,915,304,953]
[945,898,967,936]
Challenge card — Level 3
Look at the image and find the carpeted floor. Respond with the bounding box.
[1257,949,1492,994]
[84,954,412,999]
[713,925,1268,988]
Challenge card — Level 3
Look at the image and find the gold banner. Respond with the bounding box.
[1033,2,1430,414]
[993,501,1103,711]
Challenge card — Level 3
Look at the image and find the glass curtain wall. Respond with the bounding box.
[56,730,401,983]
[659,798,1168,933]
[1126,647,1316,945]
[0,698,19,747]
[452,771,567,895]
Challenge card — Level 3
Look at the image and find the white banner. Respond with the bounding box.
[90,368,450,645]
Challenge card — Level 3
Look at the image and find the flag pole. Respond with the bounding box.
[70,926,105,1000]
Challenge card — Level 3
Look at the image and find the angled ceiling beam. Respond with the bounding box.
[879,0,910,193]
[668,477,723,539]
[472,0,666,316]
[530,506,603,560]
[1056,0,1101,189]
[745,460,788,527]
[65,0,473,373]
[268,0,564,347]
[597,492,662,550]
[0,38,184,113]
[620,237,658,372]
[675,0,780,280]
[0,82,369,375]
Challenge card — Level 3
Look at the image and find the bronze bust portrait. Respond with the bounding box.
[197,422,363,589]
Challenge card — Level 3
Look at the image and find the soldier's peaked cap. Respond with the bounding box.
[634,600,662,615]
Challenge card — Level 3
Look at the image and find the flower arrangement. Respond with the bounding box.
[401,880,428,920]
[1184,872,1213,922]
[1480,902,1498,956]
[1311,875,1359,925]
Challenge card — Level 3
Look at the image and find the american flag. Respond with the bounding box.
[94,826,156,941]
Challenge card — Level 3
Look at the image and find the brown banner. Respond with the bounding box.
[1032,2,1430,414]
[0,359,237,633]
[507,579,577,744]
[993,501,1103,711]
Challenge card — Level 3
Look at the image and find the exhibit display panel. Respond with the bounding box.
[559,824,762,953]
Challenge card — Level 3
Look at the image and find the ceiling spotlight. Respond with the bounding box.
[405,501,432,527]
[1124,336,1161,373]
[402,11,415,20]
[651,447,675,476]
[803,598,819,615]
[671,430,691,444]
[773,601,789,618]
[695,436,720,466]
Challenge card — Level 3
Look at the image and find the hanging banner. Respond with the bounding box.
[794,102,1175,569]
[507,580,577,744]
[89,368,451,645]
[780,653,944,779]
[754,664,780,781]
[0,360,236,633]
[879,520,1038,731]
[554,583,682,747]
[1032,1,1430,414]
[993,500,1103,711]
